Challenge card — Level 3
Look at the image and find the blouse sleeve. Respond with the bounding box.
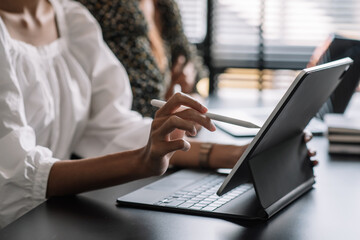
[0,23,59,228]
[62,1,152,158]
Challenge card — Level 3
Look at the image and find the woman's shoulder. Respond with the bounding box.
[55,0,96,20]
[52,0,103,39]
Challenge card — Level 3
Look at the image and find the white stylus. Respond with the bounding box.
[150,99,261,129]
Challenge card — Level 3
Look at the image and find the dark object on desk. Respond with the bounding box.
[316,34,360,119]
[117,58,353,221]
[325,114,360,135]
[325,113,360,155]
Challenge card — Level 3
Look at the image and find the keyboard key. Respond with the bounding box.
[178,202,195,208]
[164,200,185,207]
[208,202,222,207]
[193,203,207,208]
[189,205,203,210]
[198,200,213,205]
[202,206,218,211]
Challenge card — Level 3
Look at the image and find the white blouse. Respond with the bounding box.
[0,0,152,228]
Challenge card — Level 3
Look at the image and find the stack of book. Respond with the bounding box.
[325,114,360,155]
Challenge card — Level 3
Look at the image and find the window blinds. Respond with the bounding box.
[176,0,360,70]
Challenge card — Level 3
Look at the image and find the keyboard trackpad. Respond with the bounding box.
[145,178,195,191]
[117,170,212,204]
[144,169,210,192]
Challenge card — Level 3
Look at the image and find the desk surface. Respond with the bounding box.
[1,89,360,240]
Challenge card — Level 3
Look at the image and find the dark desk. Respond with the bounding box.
[1,90,360,240]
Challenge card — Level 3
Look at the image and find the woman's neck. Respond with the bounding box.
[0,0,59,46]
[0,0,46,14]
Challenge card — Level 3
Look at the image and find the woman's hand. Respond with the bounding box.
[165,56,197,100]
[140,93,216,176]
[304,130,318,167]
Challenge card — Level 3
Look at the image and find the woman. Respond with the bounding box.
[0,0,314,228]
[0,0,232,228]
[77,0,207,117]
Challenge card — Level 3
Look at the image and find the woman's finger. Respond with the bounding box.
[148,138,191,165]
[158,138,191,154]
[311,160,319,167]
[308,149,317,157]
[304,130,313,143]
[174,108,215,132]
[154,115,197,138]
[155,92,207,117]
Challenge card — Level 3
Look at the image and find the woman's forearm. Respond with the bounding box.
[47,141,247,198]
[46,148,148,198]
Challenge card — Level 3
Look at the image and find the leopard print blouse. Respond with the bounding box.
[77,0,208,117]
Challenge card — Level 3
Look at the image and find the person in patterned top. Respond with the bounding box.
[77,0,208,117]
